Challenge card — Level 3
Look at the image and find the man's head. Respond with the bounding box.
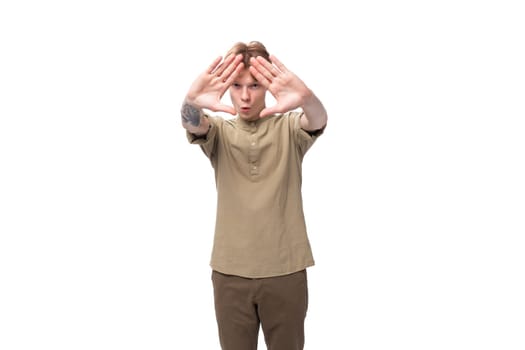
[227,41,270,121]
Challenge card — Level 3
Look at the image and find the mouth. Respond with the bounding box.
[240,107,251,113]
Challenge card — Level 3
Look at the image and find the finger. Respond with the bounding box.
[255,56,281,76]
[269,55,288,73]
[222,61,244,85]
[249,58,276,84]
[206,56,222,74]
[220,55,244,82]
[249,58,273,82]
[249,66,271,88]
[213,104,237,115]
[259,107,270,118]
[259,106,280,118]
[213,54,236,77]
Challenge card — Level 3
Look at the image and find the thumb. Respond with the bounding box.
[213,104,237,115]
[259,107,278,118]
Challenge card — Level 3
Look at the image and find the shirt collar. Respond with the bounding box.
[235,115,268,130]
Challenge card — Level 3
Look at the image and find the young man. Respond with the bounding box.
[181,41,327,350]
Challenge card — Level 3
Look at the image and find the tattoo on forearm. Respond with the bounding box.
[181,103,202,127]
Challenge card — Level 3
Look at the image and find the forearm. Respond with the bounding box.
[181,100,210,136]
[300,90,328,132]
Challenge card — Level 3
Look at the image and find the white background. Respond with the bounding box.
[1,0,524,349]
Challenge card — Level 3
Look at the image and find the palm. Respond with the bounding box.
[189,75,227,111]
[249,55,309,117]
[186,55,244,115]
[267,77,306,113]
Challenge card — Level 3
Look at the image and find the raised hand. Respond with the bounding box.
[186,54,244,115]
[248,55,311,118]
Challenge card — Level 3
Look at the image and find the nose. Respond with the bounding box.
[241,87,250,102]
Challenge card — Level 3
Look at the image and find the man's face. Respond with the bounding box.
[229,68,267,121]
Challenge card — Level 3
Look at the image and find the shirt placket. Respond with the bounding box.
[248,122,259,176]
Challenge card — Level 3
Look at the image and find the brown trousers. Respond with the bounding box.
[211,269,308,350]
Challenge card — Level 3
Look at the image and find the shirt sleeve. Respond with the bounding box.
[290,111,325,155]
[185,115,221,160]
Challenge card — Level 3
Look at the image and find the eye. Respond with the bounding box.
[232,83,241,89]
[250,83,259,89]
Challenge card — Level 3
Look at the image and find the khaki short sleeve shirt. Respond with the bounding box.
[187,111,323,278]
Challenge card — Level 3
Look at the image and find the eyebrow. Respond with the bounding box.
[232,80,259,85]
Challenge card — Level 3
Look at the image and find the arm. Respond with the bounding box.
[249,55,327,132]
[297,89,328,132]
[181,54,244,135]
[181,101,209,136]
